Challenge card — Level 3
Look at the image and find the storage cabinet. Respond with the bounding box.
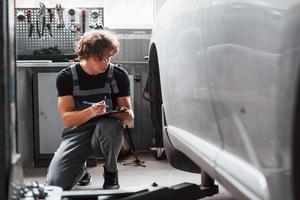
[34,71,64,153]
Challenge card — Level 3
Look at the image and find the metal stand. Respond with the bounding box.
[122,128,146,167]
[199,169,219,197]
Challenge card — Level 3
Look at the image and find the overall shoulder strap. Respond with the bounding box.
[106,63,114,84]
[106,63,119,94]
[70,64,79,85]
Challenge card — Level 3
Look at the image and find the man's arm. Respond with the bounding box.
[111,96,134,127]
[58,96,106,128]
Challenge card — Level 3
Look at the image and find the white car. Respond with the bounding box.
[147,0,299,199]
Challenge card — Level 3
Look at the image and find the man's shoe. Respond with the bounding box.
[103,166,120,189]
[78,169,92,186]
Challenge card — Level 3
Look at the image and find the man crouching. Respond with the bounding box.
[46,30,134,190]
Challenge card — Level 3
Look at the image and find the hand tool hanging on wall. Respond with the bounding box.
[67,8,76,32]
[90,9,103,30]
[37,2,46,38]
[46,8,53,37]
[67,9,81,33]
[17,11,26,21]
[46,24,53,37]
[55,3,65,28]
[26,10,33,37]
[91,9,99,19]
[36,20,41,38]
[80,9,86,34]
[47,8,54,23]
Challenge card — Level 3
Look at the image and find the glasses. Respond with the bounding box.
[93,55,113,63]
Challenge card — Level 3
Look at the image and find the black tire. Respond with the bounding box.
[149,44,163,148]
[293,77,300,200]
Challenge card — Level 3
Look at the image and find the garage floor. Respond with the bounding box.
[23,152,235,200]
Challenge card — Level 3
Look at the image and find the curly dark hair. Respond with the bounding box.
[75,30,120,60]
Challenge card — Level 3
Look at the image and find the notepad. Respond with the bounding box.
[101,109,126,117]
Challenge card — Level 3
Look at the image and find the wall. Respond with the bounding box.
[15,0,153,29]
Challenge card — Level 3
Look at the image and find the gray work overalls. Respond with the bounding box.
[46,63,124,190]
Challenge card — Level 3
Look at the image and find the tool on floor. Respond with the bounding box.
[122,127,146,167]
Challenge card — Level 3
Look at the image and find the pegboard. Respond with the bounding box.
[16,7,104,55]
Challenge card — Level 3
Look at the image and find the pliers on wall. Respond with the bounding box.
[37,3,52,38]
[37,2,46,38]
[55,3,65,28]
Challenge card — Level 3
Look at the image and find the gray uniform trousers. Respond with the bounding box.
[46,117,124,190]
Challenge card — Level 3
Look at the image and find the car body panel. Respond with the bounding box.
[151,0,300,199]
[152,0,225,181]
[207,1,299,199]
[153,0,223,166]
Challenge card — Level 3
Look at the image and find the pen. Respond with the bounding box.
[82,101,109,108]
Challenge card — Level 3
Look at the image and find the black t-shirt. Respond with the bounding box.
[56,63,130,100]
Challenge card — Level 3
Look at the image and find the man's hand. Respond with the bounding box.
[59,96,104,128]
[89,100,108,117]
[110,107,134,127]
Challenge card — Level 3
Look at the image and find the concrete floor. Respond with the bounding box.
[23,153,235,199]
